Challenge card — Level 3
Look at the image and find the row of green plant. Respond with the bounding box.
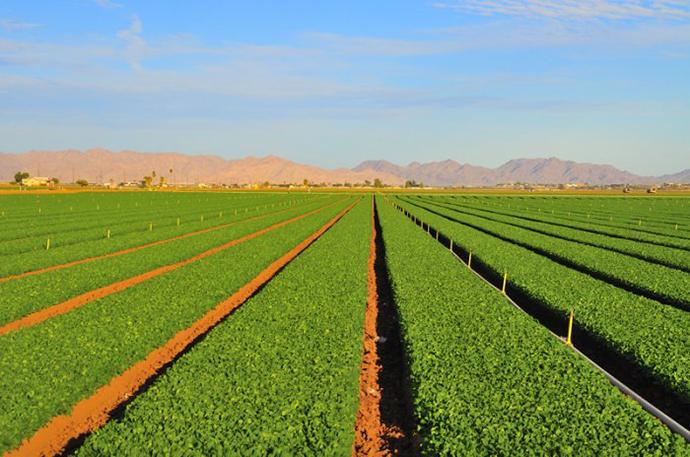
[0,198,353,453]
[406,196,690,309]
[378,197,688,455]
[0,198,342,327]
[421,196,690,272]
[0,193,319,249]
[74,198,371,455]
[448,195,690,242]
[0,196,333,278]
[392,196,690,416]
[0,191,296,224]
[455,195,690,225]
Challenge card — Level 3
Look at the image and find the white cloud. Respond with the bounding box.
[93,0,123,8]
[434,0,690,20]
[0,19,40,32]
[117,14,147,70]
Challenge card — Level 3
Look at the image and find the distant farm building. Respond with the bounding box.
[22,177,51,187]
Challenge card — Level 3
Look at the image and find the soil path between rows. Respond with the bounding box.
[0,199,343,337]
[0,201,314,284]
[353,197,417,456]
[5,199,358,457]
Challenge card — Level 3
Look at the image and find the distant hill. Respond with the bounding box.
[0,149,402,185]
[0,149,686,186]
[354,157,685,186]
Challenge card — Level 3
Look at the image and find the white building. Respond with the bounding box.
[22,177,51,187]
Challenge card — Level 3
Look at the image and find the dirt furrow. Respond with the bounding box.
[5,200,358,457]
[0,200,343,337]
[353,197,416,456]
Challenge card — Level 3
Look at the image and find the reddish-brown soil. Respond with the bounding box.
[0,200,344,337]
[5,200,357,457]
[353,197,387,455]
[0,201,315,284]
[353,197,417,457]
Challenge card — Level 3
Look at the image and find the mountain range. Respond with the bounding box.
[0,149,688,187]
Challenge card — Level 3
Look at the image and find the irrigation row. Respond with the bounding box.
[385,196,690,442]
[353,197,416,456]
[0,198,331,283]
[6,200,359,457]
[420,197,690,274]
[0,200,344,336]
[426,196,690,247]
[401,197,690,312]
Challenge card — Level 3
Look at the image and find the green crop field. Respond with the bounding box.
[0,191,689,456]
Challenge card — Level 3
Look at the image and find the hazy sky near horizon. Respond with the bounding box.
[1,1,688,175]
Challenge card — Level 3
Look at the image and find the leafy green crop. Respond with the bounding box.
[0,198,354,453]
[76,198,370,455]
[392,196,690,417]
[0,193,327,276]
[378,196,689,455]
[406,196,690,309]
[0,197,339,326]
[423,195,690,272]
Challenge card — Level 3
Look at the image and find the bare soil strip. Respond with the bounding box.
[0,201,315,284]
[0,200,342,337]
[6,200,357,457]
[353,197,417,456]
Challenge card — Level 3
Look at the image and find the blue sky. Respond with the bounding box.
[0,1,688,174]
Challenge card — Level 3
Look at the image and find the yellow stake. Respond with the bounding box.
[106,229,111,239]
[450,239,453,251]
[149,223,153,231]
[468,252,472,269]
[675,224,678,230]
[177,217,180,226]
[566,309,574,346]
[46,238,51,250]
[501,271,507,294]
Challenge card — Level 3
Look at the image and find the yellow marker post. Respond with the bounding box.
[566,309,574,346]
[219,211,223,218]
[106,229,111,239]
[148,223,153,231]
[450,239,453,252]
[501,271,507,294]
[468,252,472,269]
[177,217,180,226]
[675,224,678,230]
[46,238,51,250]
